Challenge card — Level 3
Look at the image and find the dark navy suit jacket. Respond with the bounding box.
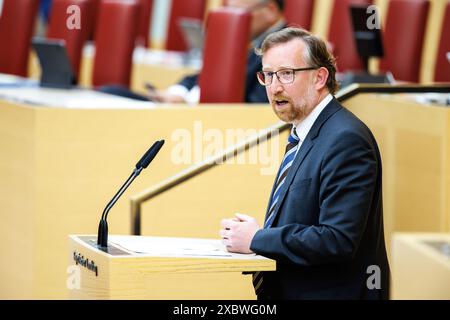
[250,98,390,299]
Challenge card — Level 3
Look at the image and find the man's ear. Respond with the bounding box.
[315,67,329,91]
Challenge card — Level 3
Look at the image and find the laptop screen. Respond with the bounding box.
[178,18,204,53]
[32,37,76,88]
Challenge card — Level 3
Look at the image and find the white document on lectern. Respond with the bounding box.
[109,235,233,257]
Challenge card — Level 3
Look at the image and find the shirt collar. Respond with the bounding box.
[294,94,333,142]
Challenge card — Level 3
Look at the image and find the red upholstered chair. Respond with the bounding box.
[47,0,94,82]
[0,0,39,76]
[92,0,139,88]
[89,0,153,47]
[136,0,154,47]
[284,0,315,30]
[199,8,251,103]
[86,0,100,40]
[434,1,450,82]
[166,0,207,52]
[379,0,430,82]
[328,0,372,73]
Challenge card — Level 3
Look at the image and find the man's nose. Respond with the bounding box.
[269,78,284,95]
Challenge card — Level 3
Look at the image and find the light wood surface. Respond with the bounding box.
[68,235,275,299]
[391,232,450,299]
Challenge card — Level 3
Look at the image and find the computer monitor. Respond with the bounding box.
[178,18,204,60]
[350,5,384,72]
[32,38,76,89]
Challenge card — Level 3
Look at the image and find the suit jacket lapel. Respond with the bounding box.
[265,98,342,227]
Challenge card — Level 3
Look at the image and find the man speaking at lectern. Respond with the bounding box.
[219,27,390,300]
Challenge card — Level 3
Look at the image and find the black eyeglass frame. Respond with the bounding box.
[256,67,320,86]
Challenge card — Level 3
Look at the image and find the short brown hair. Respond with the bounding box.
[256,27,339,94]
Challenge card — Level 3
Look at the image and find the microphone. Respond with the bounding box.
[97,140,165,248]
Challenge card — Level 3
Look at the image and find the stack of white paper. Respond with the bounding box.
[109,235,232,257]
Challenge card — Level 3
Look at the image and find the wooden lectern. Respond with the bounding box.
[68,235,276,299]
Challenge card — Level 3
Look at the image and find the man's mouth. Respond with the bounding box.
[274,98,290,108]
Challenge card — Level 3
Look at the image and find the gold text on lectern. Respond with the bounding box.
[73,251,98,276]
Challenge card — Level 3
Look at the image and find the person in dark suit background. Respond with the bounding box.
[146,0,286,104]
[219,27,390,300]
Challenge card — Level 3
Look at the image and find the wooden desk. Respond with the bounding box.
[391,232,450,299]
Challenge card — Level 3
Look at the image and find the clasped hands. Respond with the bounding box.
[219,213,261,254]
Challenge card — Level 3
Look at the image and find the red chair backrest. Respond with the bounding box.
[86,0,100,40]
[47,0,94,81]
[92,0,139,88]
[136,0,154,47]
[199,8,251,103]
[328,0,372,73]
[166,0,207,52]
[0,0,40,76]
[434,1,450,82]
[284,0,315,30]
[88,0,152,47]
[379,0,430,82]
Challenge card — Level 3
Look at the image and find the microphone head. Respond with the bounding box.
[136,140,165,169]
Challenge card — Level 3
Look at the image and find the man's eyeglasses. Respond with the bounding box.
[256,67,319,86]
